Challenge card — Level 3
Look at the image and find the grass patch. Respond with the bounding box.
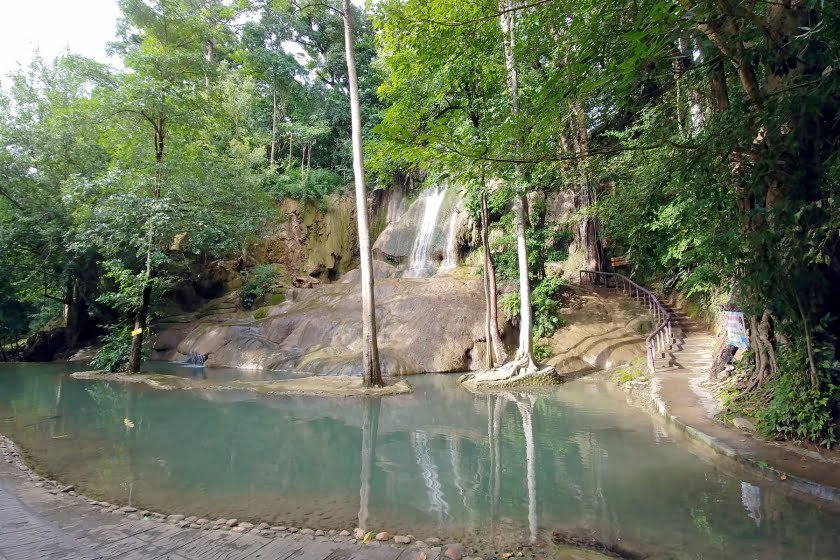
[270,291,285,305]
[614,356,648,384]
[253,306,268,320]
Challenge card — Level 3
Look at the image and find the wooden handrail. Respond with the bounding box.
[579,270,672,373]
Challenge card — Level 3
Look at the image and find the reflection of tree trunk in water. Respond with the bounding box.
[487,397,500,543]
[358,398,381,531]
[124,388,137,507]
[514,396,537,545]
[448,437,467,509]
[50,376,63,439]
[490,394,503,544]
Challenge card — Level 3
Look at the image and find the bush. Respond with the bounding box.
[91,325,134,373]
[532,276,567,338]
[265,167,345,205]
[499,276,567,340]
[240,265,280,309]
[270,291,285,305]
[533,342,552,362]
[757,342,839,447]
[253,306,268,320]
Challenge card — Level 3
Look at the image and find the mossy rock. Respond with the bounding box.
[253,306,269,320]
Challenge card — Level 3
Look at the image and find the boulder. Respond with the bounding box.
[338,260,397,283]
[732,417,756,432]
[168,277,496,375]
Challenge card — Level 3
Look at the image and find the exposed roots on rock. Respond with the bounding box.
[459,354,561,389]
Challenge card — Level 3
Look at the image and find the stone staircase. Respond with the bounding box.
[653,306,716,374]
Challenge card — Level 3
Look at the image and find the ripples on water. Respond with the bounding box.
[0,362,838,559]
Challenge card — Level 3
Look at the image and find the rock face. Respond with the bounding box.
[545,286,649,377]
[153,274,495,375]
[251,194,358,282]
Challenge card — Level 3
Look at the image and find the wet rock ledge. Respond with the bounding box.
[70,370,412,397]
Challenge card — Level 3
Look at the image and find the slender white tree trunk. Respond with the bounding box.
[270,84,277,166]
[500,0,536,367]
[342,0,383,386]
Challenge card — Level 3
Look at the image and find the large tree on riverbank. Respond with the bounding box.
[340,0,383,386]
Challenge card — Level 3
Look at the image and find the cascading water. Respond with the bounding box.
[440,207,459,269]
[185,351,207,367]
[404,184,448,277]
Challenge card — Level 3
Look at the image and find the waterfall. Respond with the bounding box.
[186,351,207,366]
[405,184,448,277]
[440,208,459,269]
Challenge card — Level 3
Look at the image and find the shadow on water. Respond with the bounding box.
[0,364,839,558]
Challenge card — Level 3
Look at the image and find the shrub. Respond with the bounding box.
[240,265,280,309]
[757,341,839,447]
[91,325,134,373]
[499,276,567,340]
[253,307,268,320]
[270,291,285,305]
[533,342,552,362]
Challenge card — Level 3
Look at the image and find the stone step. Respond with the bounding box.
[674,337,716,348]
[662,353,713,361]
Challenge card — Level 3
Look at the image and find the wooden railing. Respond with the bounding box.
[579,270,672,373]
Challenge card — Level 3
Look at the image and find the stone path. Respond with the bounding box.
[0,459,444,560]
[646,304,840,503]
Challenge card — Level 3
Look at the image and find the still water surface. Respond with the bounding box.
[0,362,838,559]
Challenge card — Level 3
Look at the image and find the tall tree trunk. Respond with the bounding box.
[513,194,535,363]
[128,116,165,373]
[342,0,382,386]
[708,56,730,114]
[500,0,536,369]
[63,278,81,349]
[480,182,508,366]
[270,84,278,166]
[571,103,602,271]
[204,38,216,92]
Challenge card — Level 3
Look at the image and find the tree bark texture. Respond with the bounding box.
[342,0,383,386]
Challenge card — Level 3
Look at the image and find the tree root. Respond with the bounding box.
[459,354,561,389]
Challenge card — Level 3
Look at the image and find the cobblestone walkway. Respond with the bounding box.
[0,459,440,560]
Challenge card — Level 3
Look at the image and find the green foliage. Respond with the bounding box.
[265,166,346,204]
[533,342,552,363]
[500,293,520,329]
[270,292,285,305]
[757,341,840,447]
[90,325,134,373]
[253,307,268,320]
[501,276,567,339]
[531,277,567,339]
[240,265,280,309]
[492,215,570,283]
[615,358,648,384]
